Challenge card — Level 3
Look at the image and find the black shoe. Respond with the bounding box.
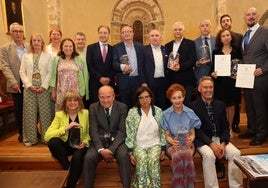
[249,137,265,146]
[232,124,240,133]
[215,161,225,179]
[238,131,255,139]
[18,134,23,142]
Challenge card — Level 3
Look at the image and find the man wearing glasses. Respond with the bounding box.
[1,22,28,142]
[113,24,145,108]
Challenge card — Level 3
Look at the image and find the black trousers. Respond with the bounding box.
[12,89,23,135]
[48,137,88,188]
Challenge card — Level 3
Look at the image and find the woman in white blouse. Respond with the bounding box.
[19,33,53,146]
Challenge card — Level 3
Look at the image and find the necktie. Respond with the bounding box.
[105,108,110,125]
[102,44,107,62]
[204,37,211,59]
[244,30,252,50]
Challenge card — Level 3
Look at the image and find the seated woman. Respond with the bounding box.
[162,84,201,188]
[44,90,90,188]
[125,86,166,187]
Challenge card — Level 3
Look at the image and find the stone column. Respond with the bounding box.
[215,0,227,30]
[47,0,61,29]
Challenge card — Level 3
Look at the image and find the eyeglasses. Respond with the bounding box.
[121,30,132,34]
[138,95,151,100]
[12,30,24,34]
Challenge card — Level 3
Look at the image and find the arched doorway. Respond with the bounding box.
[133,20,143,43]
[110,0,164,45]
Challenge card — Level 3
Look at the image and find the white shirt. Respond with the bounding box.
[151,45,165,78]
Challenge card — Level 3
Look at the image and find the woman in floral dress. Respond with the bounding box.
[50,38,89,111]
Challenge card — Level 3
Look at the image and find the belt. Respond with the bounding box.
[32,73,41,79]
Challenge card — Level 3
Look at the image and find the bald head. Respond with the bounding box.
[98,86,115,109]
[244,7,259,28]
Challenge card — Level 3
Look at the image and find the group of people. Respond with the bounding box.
[1,6,268,188]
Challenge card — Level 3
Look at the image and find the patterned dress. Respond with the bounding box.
[56,59,79,110]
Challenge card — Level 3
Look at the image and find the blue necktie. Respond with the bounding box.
[244,30,252,50]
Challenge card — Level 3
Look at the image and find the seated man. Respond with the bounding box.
[83,85,131,188]
[189,76,242,188]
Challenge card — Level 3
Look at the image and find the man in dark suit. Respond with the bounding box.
[87,25,114,104]
[165,21,196,105]
[238,7,268,146]
[143,29,168,110]
[113,24,145,108]
[220,14,243,133]
[189,76,242,188]
[1,22,28,142]
[83,85,131,188]
[194,19,216,82]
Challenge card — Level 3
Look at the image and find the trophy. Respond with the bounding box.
[120,54,129,65]
[167,52,179,70]
[68,126,81,148]
[231,59,240,76]
[175,126,189,151]
[200,45,210,62]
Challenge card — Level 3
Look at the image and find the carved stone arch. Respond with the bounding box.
[259,10,268,27]
[110,0,164,45]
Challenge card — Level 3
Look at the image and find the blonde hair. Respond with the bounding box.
[61,90,84,114]
[29,33,46,53]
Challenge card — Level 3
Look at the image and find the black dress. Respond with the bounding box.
[211,48,242,106]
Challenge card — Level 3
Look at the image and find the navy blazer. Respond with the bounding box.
[194,36,216,81]
[165,38,196,86]
[143,44,168,87]
[188,97,230,148]
[89,100,128,154]
[113,41,145,89]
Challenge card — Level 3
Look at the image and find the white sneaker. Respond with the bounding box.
[24,142,32,147]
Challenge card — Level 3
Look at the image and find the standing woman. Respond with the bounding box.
[19,33,53,146]
[45,90,90,188]
[50,38,89,111]
[46,28,62,59]
[210,29,242,137]
[125,86,166,187]
[162,84,201,188]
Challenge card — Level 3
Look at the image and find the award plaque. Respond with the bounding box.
[167,52,179,70]
[231,59,240,76]
[69,126,81,148]
[120,54,129,65]
[200,45,210,61]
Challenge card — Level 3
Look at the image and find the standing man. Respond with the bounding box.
[83,85,131,188]
[189,76,242,188]
[238,7,268,146]
[194,19,216,82]
[143,29,168,110]
[165,21,196,105]
[87,25,114,104]
[74,32,87,60]
[113,24,145,108]
[1,22,28,142]
[220,14,243,133]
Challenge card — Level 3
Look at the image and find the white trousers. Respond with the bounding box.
[197,142,243,188]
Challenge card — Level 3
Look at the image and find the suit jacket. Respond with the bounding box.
[87,42,114,87]
[243,26,268,78]
[19,52,53,89]
[87,42,114,102]
[194,36,216,81]
[143,44,168,87]
[89,100,128,153]
[188,97,230,148]
[44,109,90,146]
[1,41,28,93]
[113,41,145,90]
[165,38,196,86]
